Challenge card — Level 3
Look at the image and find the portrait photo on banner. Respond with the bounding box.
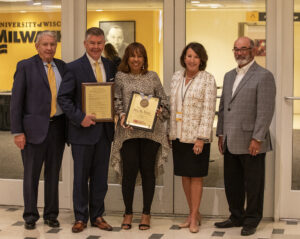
[99,21,136,58]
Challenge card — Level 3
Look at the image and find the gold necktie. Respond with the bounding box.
[47,63,57,117]
[95,61,103,82]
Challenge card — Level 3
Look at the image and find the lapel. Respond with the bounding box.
[34,54,49,88]
[53,58,63,76]
[81,54,97,82]
[173,71,184,101]
[230,61,258,103]
[102,56,113,82]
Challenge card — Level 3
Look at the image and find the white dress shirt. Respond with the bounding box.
[176,76,193,139]
[232,59,254,96]
[86,53,107,82]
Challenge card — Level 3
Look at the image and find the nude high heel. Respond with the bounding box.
[189,223,199,233]
[178,215,190,228]
[189,213,201,233]
[197,212,202,226]
[179,212,201,228]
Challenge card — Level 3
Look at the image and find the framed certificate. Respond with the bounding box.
[125,92,161,131]
[82,82,114,122]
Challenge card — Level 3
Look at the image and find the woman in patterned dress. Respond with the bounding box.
[111,42,170,230]
[169,42,217,233]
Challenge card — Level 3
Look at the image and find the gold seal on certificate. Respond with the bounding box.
[82,82,114,122]
[125,92,161,131]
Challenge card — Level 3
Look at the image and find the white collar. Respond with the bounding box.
[86,53,102,65]
[236,59,255,74]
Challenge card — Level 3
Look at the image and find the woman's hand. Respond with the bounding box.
[193,139,204,155]
[156,106,163,116]
[120,114,133,130]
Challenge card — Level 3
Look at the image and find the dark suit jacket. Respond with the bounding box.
[57,54,116,145]
[10,54,66,144]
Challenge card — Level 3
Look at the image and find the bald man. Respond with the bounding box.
[215,37,276,236]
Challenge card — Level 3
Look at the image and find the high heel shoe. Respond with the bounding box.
[179,212,201,228]
[197,212,202,226]
[178,215,190,228]
[189,223,199,233]
[139,214,151,230]
[121,214,133,230]
[189,213,201,233]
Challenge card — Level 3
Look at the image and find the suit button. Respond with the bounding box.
[228,108,231,111]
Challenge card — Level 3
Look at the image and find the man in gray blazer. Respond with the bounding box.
[215,37,276,236]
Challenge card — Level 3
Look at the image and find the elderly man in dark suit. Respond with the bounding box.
[58,27,116,233]
[215,36,276,236]
[10,31,66,230]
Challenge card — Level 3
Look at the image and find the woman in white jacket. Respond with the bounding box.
[169,42,217,233]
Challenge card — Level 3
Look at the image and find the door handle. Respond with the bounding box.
[284,96,300,100]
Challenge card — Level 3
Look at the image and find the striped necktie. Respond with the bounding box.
[95,61,103,82]
[47,63,57,117]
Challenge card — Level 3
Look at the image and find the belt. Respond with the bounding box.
[50,114,64,122]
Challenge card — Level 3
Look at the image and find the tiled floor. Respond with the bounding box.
[0,205,299,239]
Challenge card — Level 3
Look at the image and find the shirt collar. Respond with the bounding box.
[43,60,55,67]
[86,53,102,66]
[236,59,255,74]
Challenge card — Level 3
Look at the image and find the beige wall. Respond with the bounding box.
[186,9,266,88]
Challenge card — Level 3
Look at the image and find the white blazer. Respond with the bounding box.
[169,70,217,143]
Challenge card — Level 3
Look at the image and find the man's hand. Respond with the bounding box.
[81,114,96,127]
[218,136,224,155]
[249,139,261,156]
[14,133,26,150]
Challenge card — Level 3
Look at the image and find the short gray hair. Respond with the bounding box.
[35,31,57,43]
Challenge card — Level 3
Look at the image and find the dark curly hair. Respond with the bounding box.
[118,42,148,74]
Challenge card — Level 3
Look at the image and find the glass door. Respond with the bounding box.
[278,0,300,219]
[174,0,274,217]
[0,0,71,208]
[86,0,174,214]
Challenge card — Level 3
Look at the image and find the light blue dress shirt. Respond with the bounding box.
[43,61,63,116]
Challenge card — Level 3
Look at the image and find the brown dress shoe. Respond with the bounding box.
[92,217,113,231]
[72,221,87,233]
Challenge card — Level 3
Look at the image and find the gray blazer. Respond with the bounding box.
[216,61,276,154]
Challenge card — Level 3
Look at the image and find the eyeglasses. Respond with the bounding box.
[232,47,252,53]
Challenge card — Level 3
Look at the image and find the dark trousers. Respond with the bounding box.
[71,136,111,224]
[120,138,160,215]
[21,116,65,223]
[224,149,265,228]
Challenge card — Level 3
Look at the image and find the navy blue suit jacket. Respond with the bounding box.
[57,54,116,145]
[10,54,66,144]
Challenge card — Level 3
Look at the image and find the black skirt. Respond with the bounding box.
[172,139,210,177]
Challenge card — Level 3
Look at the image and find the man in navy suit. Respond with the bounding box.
[10,31,66,230]
[58,27,116,233]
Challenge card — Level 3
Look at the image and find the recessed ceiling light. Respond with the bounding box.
[0,0,30,2]
[20,10,27,13]
[43,5,61,9]
[96,9,103,12]
[33,2,41,5]
[194,3,223,8]
[191,1,200,3]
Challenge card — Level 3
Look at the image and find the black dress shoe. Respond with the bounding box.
[24,221,36,230]
[44,219,60,228]
[241,226,256,236]
[214,219,242,228]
